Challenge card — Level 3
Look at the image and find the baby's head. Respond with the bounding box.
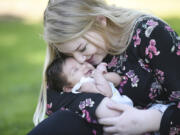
[46,57,95,92]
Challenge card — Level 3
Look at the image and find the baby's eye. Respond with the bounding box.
[72,68,78,74]
[74,68,78,71]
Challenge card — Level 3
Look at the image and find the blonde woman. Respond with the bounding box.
[28,0,180,135]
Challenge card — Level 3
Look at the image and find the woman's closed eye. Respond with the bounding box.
[79,43,87,52]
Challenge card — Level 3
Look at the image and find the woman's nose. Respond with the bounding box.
[73,52,86,63]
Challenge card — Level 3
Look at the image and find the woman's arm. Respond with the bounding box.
[95,97,121,119]
[47,89,105,124]
[136,16,180,134]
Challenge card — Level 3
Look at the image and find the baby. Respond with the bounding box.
[46,57,133,119]
[46,57,133,106]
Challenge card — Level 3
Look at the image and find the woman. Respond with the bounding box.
[28,0,180,135]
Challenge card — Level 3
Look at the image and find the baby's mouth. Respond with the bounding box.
[85,69,93,76]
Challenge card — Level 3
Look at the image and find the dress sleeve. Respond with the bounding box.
[46,89,105,124]
[136,17,180,135]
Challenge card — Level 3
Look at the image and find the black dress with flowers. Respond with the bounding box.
[46,16,180,135]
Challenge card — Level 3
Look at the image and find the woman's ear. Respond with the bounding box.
[96,16,107,27]
[63,86,72,92]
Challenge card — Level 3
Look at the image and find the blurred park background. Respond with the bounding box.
[0,0,180,134]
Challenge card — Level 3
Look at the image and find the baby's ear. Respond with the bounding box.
[63,86,72,92]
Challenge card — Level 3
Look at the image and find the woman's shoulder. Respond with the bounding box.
[133,15,167,31]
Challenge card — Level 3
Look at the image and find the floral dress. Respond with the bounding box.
[47,16,180,135]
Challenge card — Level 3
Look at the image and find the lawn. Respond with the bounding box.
[0,16,180,135]
[0,19,46,135]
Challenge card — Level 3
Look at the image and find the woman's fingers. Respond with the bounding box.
[103,126,118,134]
[106,101,130,112]
[98,116,118,125]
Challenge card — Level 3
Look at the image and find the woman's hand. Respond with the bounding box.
[98,102,162,135]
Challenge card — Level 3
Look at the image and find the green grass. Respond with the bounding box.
[0,20,46,135]
[0,16,180,135]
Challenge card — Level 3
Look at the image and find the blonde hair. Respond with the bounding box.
[33,0,147,125]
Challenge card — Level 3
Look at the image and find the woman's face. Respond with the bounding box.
[56,30,107,65]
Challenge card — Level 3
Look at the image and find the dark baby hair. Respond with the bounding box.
[46,58,70,92]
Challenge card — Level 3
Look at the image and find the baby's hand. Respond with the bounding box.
[96,62,107,74]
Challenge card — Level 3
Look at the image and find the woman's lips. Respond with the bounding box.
[86,55,94,64]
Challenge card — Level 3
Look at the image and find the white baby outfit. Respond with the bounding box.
[71,77,133,106]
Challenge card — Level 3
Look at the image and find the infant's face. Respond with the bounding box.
[62,58,95,86]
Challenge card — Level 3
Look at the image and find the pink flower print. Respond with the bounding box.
[169,126,180,135]
[47,102,52,109]
[178,44,180,49]
[118,76,128,93]
[169,91,180,101]
[149,88,157,99]
[138,59,151,72]
[165,26,174,32]
[176,44,180,55]
[155,69,165,83]
[60,107,69,111]
[79,101,86,110]
[85,98,94,107]
[131,75,139,87]
[146,19,158,26]
[60,107,65,111]
[148,81,162,99]
[119,76,128,87]
[46,102,53,115]
[82,109,91,123]
[92,129,97,135]
[133,29,141,47]
[126,70,135,78]
[145,20,158,38]
[178,102,180,109]
[126,70,139,87]
[79,98,95,110]
[92,120,97,124]
[145,39,160,59]
[118,87,123,93]
[107,56,118,68]
[176,50,180,55]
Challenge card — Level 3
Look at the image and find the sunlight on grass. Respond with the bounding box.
[0,34,18,46]
[105,0,180,18]
[0,20,45,135]
[25,51,45,65]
